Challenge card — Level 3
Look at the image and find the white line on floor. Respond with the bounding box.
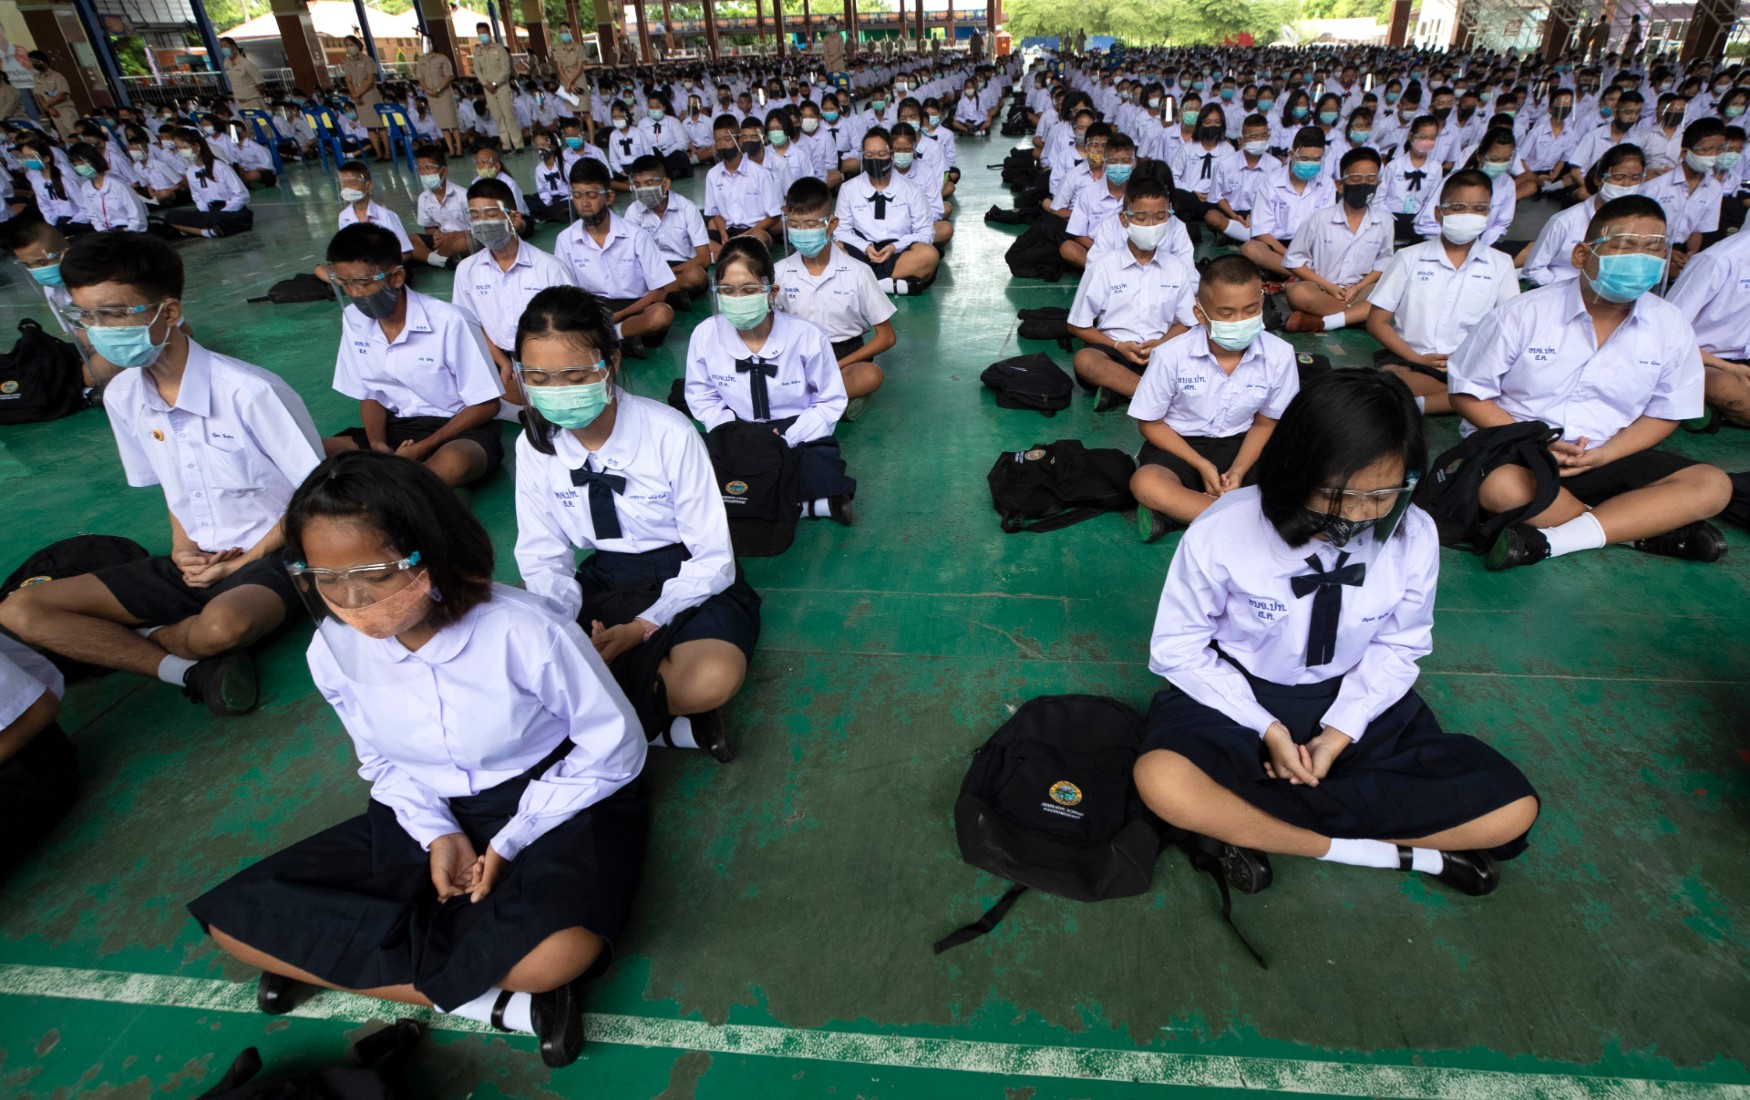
[2,963,1746,1098]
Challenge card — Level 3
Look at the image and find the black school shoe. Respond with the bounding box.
[1630,521,1728,563]
[1400,846,1500,896]
[1137,507,1178,544]
[686,709,736,764]
[1221,844,1274,894]
[828,494,855,526]
[1484,524,1552,572]
[514,982,587,1068]
[182,652,259,717]
[1093,386,1127,412]
[257,971,316,1015]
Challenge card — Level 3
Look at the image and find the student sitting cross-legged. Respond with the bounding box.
[452,178,576,404]
[1239,126,1335,279]
[513,286,760,763]
[553,158,677,355]
[0,232,323,717]
[191,450,649,1069]
[1366,170,1520,416]
[1666,224,1750,429]
[774,177,897,420]
[1447,195,1733,571]
[834,126,941,296]
[321,223,506,489]
[622,154,712,303]
[1134,370,1540,901]
[1067,175,1199,408]
[1281,145,1396,334]
[1128,255,1301,543]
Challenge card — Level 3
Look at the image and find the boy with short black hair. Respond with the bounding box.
[554,157,677,350]
[622,153,711,299]
[412,143,471,265]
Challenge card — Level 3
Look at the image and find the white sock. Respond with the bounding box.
[1414,396,1426,412]
[877,276,895,294]
[1323,312,1347,331]
[201,228,217,238]
[798,496,832,519]
[157,654,197,685]
[667,715,699,749]
[893,279,910,296]
[1411,847,1445,874]
[445,987,533,1033]
[426,253,448,268]
[1541,511,1606,558]
[1223,221,1252,242]
[1319,837,1400,869]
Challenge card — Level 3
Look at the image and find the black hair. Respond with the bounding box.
[1338,146,1381,174]
[338,157,372,179]
[765,109,796,138]
[1683,116,1725,149]
[712,112,740,133]
[1587,142,1645,191]
[1107,132,1136,155]
[68,141,108,174]
[1291,124,1327,150]
[413,142,448,165]
[1124,174,1169,206]
[284,452,493,632]
[1585,194,1666,240]
[568,156,611,186]
[1,215,60,254]
[512,285,623,455]
[785,175,832,214]
[465,176,515,207]
[889,120,917,143]
[1440,168,1492,201]
[63,230,184,297]
[1257,370,1426,547]
[325,222,403,268]
[629,153,666,178]
[716,236,774,285]
[1200,252,1261,291]
[862,125,892,152]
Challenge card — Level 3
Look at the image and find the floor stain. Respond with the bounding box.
[653,1049,713,1099]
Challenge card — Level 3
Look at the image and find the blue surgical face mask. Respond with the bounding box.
[787,224,829,257]
[86,304,170,369]
[1319,110,1339,125]
[1104,162,1133,185]
[1291,158,1322,181]
[28,263,63,288]
[1480,159,1509,178]
[1586,249,1665,303]
[526,375,612,429]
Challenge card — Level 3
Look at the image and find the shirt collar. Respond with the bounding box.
[718,311,791,360]
[552,390,640,471]
[373,593,483,666]
[1559,273,1653,326]
[147,337,213,417]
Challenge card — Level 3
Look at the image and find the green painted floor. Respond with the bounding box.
[0,143,1747,1100]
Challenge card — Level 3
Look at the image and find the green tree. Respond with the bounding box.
[1006,0,1298,45]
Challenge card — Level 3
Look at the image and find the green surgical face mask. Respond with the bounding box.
[525,378,611,429]
[718,290,770,330]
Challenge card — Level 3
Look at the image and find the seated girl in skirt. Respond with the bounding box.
[161,128,254,239]
[683,237,856,525]
[189,451,648,1068]
[513,286,760,763]
[1135,370,1539,897]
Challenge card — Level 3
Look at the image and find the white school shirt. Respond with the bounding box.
[1249,167,1333,242]
[774,245,897,342]
[1127,327,1300,437]
[684,312,846,447]
[27,171,87,225]
[514,393,736,628]
[638,115,688,155]
[1640,167,1723,242]
[105,340,323,554]
[796,127,837,178]
[0,633,62,729]
[1411,169,1515,245]
[1521,116,1581,173]
[892,159,946,221]
[233,137,274,172]
[1283,202,1396,285]
[1209,151,1280,213]
[682,112,716,147]
[1089,214,1197,270]
[623,191,710,265]
[606,124,654,175]
[1447,279,1704,447]
[1566,125,1635,174]
[415,182,470,233]
[1171,141,1228,197]
[834,170,933,254]
[308,585,645,860]
[1064,176,1123,238]
[553,212,676,299]
[1521,199,1597,286]
[1367,238,1521,356]
[704,157,783,228]
[334,289,504,419]
[454,238,576,352]
[1376,152,1443,216]
[920,123,958,168]
[1150,487,1439,740]
[755,145,810,195]
[1638,124,1684,174]
[338,199,414,252]
[1666,229,1750,359]
[1067,246,1199,346]
[76,172,147,231]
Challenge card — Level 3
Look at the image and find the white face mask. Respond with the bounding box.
[1598,181,1639,201]
[340,187,367,203]
[801,116,820,133]
[1243,139,1269,156]
[1125,220,1169,252]
[1440,212,1488,244]
[1206,314,1264,351]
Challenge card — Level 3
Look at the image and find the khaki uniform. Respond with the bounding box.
[225,53,267,110]
[416,51,458,129]
[820,30,845,73]
[33,68,77,140]
[553,39,587,93]
[0,83,24,122]
[342,52,385,129]
[472,41,521,149]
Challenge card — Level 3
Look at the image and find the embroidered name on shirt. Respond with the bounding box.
[1248,596,1288,622]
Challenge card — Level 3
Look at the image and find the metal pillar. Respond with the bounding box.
[702,0,721,59]
[68,0,130,106]
[190,0,233,93]
[1682,0,1736,63]
[352,0,384,63]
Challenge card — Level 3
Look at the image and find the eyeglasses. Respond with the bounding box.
[1602,169,1645,185]
[515,361,608,386]
[468,205,511,222]
[786,216,830,230]
[1439,202,1491,215]
[1341,173,1381,185]
[288,552,421,590]
[569,188,612,202]
[716,281,770,297]
[1122,209,1169,224]
[65,299,171,330]
[1318,484,1411,503]
[323,267,399,293]
[15,250,60,270]
[1589,233,1670,257]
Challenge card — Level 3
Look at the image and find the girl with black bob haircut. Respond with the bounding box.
[1136,370,1539,903]
[513,285,759,763]
[190,450,650,1069]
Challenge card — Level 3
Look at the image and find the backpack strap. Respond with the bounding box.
[931,883,1028,954]
[1002,505,1103,534]
[1175,837,1268,969]
[1472,429,1564,548]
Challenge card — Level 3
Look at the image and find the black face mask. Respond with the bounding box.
[351,283,400,320]
[740,139,763,158]
[1551,105,1572,119]
[581,205,609,227]
[715,146,738,164]
[1457,105,1476,120]
[862,156,892,179]
[1432,106,1451,121]
[1198,124,1224,142]
[1343,182,1378,207]
[1242,98,1257,110]
[1306,510,1375,548]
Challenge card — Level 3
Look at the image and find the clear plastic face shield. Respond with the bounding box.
[1308,473,1420,547]
[287,551,425,617]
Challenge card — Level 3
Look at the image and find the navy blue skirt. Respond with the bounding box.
[1142,672,1537,860]
[187,747,650,1011]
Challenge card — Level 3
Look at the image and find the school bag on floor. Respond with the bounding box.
[988,440,1134,532]
[1016,306,1072,347]
[980,353,1073,415]
[1413,421,1562,549]
[247,272,335,305]
[703,419,801,557]
[0,318,85,425]
[1003,217,1067,281]
[1,534,150,679]
[195,1017,424,1099]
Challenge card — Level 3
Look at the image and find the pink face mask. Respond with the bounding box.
[324,570,434,639]
[1412,137,1436,155]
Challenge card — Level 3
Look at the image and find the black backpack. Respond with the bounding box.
[988,440,1134,532]
[933,695,1161,952]
[703,419,802,557]
[247,273,335,304]
[0,318,85,425]
[2,534,150,679]
[1003,217,1067,281]
[980,353,1073,415]
[196,1018,424,1099]
[1413,421,1562,549]
[1016,306,1072,346]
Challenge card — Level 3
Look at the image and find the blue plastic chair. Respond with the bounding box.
[302,105,347,172]
[238,108,286,178]
[374,103,418,175]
